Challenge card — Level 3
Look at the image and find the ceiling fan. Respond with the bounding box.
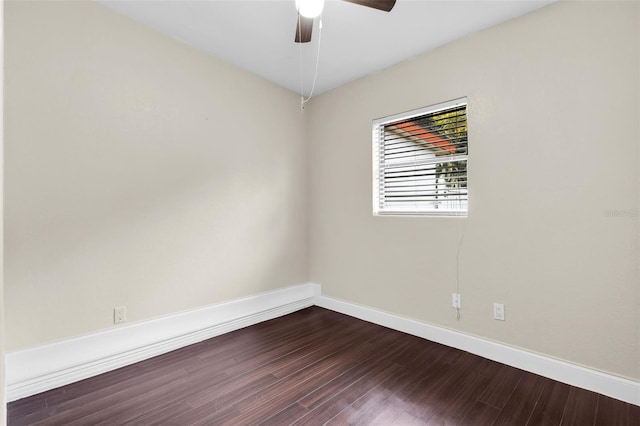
[295,0,397,43]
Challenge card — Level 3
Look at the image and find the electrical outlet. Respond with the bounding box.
[452,293,461,309]
[114,306,126,324]
[493,303,505,321]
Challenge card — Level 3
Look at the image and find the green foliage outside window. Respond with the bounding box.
[430,107,468,204]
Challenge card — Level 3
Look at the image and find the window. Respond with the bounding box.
[373,98,468,216]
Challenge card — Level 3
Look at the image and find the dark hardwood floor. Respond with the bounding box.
[8,307,640,425]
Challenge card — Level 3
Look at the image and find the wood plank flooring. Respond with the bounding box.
[8,307,640,425]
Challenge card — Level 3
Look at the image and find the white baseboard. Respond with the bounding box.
[6,283,317,402]
[315,294,640,406]
[7,283,638,407]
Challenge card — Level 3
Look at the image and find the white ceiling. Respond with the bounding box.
[99,0,555,97]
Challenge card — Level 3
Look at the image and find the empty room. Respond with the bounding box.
[2,0,639,424]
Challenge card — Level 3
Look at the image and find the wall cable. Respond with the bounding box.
[297,14,304,113]
[455,229,465,320]
[298,16,323,113]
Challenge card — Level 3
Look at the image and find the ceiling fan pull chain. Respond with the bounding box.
[301,17,323,111]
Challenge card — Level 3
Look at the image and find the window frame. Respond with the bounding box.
[372,97,469,217]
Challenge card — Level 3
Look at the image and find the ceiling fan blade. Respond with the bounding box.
[295,15,314,43]
[341,0,396,12]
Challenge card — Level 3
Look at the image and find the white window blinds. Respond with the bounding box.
[373,98,468,216]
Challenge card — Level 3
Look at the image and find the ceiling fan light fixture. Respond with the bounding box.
[296,0,325,18]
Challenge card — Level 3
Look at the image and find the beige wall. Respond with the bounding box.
[308,1,640,380]
[4,0,639,387]
[1,0,5,421]
[4,1,307,351]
